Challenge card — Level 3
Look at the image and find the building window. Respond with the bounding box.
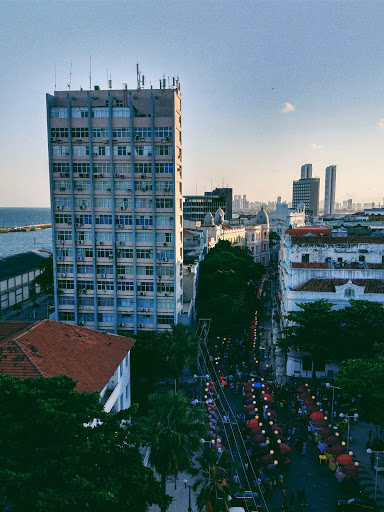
[345,288,355,298]
[155,163,173,174]
[157,314,174,325]
[301,254,309,263]
[134,127,152,138]
[92,107,109,118]
[51,127,68,138]
[134,163,152,174]
[59,312,75,321]
[154,145,172,156]
[112,107,130,118]
[97,280,114,291]
[117,281,134,291]
[137,282,154,292]
[359,255,365,262]
[51,108,67,118]
[154,127,173,138]
[156,198,174,209]
[72,127,89,138]
[72,107,88,118]
[92,128,109,138]
[113,127,130,138]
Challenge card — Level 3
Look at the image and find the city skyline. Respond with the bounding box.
[1,0,384,207]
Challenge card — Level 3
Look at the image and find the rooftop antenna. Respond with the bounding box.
[136,63,141,90]
[67,60,72,90]
[89,54,92,90]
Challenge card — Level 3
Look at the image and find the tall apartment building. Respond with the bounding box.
[324,165,336,215]
[301,163,312,179]
[47,82,183,333]
[292,165,320,220]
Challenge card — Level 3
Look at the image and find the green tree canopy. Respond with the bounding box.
[197,240,265,337]
[32,254,54,295]
[147,391,207,512]
[192,447,241,512]
[279,299,384,364]
[269,230,281,247]
[0,375,170,512]
[336,352,384,425]
[279,300,340,365]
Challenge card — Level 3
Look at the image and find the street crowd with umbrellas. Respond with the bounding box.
[198,289,363,510]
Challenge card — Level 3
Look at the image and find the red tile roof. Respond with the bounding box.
[287,227,331,236]
[183,229,198,237]
[0,320,135,392]
[368,263,384,269]
[291,236,384,245]
[292,262,329,269]
[294,278,384,294]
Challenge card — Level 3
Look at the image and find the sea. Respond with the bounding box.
[0,208,52,258]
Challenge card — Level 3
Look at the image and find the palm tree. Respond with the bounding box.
[148,391,207,512]
[162,323,200,376]
[193,447,241,512]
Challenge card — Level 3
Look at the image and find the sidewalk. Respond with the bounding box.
[350,419,384,510]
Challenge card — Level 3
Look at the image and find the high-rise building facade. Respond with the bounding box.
[47,83,183,333]
[183,187,233,223]
[292,164,320,220]
[324,165,336,215]
[301,163,312,179]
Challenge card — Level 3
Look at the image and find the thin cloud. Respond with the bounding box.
[378,119,384,128]
[309,143,322,150]
[281,102,295,113]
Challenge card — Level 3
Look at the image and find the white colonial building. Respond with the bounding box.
[280,226,384,378]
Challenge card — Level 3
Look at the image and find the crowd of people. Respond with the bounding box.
[202,274,365,511]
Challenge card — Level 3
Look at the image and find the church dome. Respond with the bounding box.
[254,207,269,225]
[204,212,214,225]
[214,208,225,225]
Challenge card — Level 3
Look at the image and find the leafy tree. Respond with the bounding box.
[32,254,54,295]
[197,240,265,337]
[192,447,241,512]
[147,391,207,512]
[336,353,384,424]
[279,300,340,372]
[269,230,280,247]
[337,300,384,359]
[162,323,200,376]
[279,299,384,367]
[0,374,170,512]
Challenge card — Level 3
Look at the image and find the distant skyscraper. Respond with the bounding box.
[301,163,312,179]
[324,165,336,214]
[292,164,319,220]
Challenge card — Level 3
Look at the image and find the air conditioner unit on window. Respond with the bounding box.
[114,173,119,177]
[101,274,107,278]
[141,174,146,179]
[139,323,144,328]
[60,273,66,278]
[144,308,149,312]
[140,292,146,296]
[78,241,84,245]
[57,205,63,210]
[58,256,64,260]
[119,323,126,327]
[79,321,84,326]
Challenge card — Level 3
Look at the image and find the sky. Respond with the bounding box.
[1,0,384,207]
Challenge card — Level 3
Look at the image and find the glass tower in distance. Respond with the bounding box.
[46,81,183,333]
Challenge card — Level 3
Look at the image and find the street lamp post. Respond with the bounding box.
[326,383,341,425]
[184,479,193,512]
[366,449,384,503]
[339,413,359,451]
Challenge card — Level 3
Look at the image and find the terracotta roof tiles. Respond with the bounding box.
[0,320,135,392]
[293,278,384,294]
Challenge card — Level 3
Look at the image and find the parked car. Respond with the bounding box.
[337,497,379,511]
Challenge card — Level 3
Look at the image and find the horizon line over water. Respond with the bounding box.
[0,208,52,258]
